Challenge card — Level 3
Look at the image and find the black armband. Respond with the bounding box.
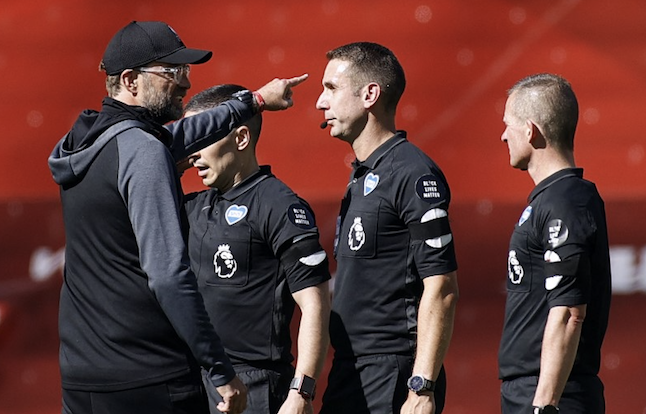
[409,215,451,241]
[543,255,583,277]
[279,235,327,268]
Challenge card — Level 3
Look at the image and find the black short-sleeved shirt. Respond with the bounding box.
[330,132,458,359]
[498,168,611,380]
[184,166,330,365]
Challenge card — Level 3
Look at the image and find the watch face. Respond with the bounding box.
[408,375,424,391]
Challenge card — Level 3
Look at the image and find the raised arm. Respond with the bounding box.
[169,74,309,161]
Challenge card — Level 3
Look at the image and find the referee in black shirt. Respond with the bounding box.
[316,42,459,414]
[499,74,611,414]
[182,84,331,414]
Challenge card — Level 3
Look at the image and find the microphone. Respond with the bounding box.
[320,121,328,129]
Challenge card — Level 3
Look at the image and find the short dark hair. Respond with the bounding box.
[326,42,406,113]
[508,73,579,152]
[104,73,122,97]
[185,84,262,143]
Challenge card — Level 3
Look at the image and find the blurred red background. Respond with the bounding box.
[1,1,645,413]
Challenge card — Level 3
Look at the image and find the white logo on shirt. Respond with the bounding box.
[348,217,366,251]
[213,244,237,278]
[508,250,524,284]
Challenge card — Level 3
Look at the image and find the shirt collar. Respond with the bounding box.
[528,167,584,203]
[351,131,407,176]
[220,165,273,201]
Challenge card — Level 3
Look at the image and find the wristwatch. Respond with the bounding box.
[533,405,559,414]
[289,374,316,399]
[232,89,258,113]
[406,375,436,394]
[231,89,261,114]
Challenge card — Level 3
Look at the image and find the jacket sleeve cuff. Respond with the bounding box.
[205,362,237,387]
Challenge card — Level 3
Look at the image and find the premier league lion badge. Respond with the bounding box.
[213,244,237,278]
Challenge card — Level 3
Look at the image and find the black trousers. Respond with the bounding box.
[501,375,605,414]
[202,363,295,414]
[321,354,446,414]
[62,374,208,414]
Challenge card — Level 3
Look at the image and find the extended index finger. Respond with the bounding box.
[285,73,309,87]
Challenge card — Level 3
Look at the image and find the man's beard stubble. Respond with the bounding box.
[140,77,184,124]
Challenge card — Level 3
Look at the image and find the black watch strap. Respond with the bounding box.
[407,375,436,394]
[533,405,559,414]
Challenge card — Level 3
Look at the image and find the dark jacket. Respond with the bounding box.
[48,97,254,391]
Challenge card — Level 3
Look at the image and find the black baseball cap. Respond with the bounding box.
[101,21,212,75]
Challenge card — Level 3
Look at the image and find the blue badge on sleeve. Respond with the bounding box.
[415,174,446,203]
[288,204,316,229]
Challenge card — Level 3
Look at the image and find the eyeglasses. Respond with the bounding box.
[136,65,190,84]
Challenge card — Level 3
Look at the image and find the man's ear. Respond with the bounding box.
[362,82,381,109]
[235,126,251,150]
[527,119,547,149]
[121,70,138,94]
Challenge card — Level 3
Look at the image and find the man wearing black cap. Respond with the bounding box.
[48,21,307,414]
